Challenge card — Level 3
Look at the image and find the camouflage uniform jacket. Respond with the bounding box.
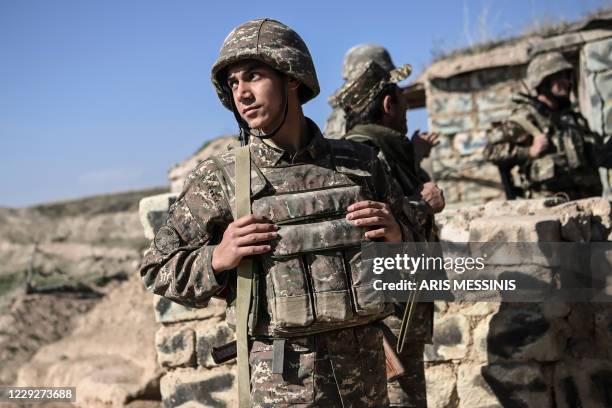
[343,123,434,345]
[140,118,418,334]
[484,97,606,199]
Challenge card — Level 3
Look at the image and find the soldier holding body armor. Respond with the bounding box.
[332,47,445,408]
[140,19,420,407]
[484,51,612,200]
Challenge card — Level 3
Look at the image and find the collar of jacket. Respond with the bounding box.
[249,117,330,167]
[345,123,418,178]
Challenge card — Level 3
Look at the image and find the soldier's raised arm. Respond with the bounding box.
[139,159,233,308]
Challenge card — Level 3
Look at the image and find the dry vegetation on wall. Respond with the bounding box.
[431,6,612,62]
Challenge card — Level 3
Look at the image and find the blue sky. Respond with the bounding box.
[0,0,608,207]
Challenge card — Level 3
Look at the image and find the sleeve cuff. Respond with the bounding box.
[198,245,228,296]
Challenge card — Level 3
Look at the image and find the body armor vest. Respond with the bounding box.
[213,141,392,338]
[514,107,601,193]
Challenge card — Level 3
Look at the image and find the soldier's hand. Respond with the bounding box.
[412,130,439,159]
[346,201,402,243]
[211,214,277,273]
[529,133,549,158]
[420,182,445,214]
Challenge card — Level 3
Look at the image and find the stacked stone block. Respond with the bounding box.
[425,197,612,407]
[139,194,237,408]
[426,68,524,207]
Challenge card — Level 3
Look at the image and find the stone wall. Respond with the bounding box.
[139,193,612,407]
[426,66,525,207]
[579,37,612,198]
[425,197,612,408]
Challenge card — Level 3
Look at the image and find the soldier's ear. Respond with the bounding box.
[383,94,395,116]
[286,76,300,92]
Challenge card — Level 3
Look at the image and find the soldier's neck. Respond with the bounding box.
[266,109,310,155]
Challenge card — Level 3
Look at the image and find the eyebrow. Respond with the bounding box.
[227,62,264,80]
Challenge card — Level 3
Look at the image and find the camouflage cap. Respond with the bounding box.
[526,51,573,90]
[342,44,395,81]
[332,60,412,114]
[211,18,320,110]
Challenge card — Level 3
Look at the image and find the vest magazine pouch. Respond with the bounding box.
[529,155,556,183]
[252,185,362,224]
[303,252,354,323]
[271,219,365,259]
[345,247,386,316]
[263,256,314,329]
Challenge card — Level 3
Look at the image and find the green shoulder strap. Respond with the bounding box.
[235,145,253,408]
[509,113,544,138]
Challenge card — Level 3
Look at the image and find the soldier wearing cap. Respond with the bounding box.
[484,51,611,200]
[140,19,420,407]
[332,47,446,408]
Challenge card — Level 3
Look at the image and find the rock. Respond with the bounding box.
[196,320,235,369]
[462,302,498,317]
[156,326,196,369]
[168,136,240,194]
[472,314,493,363]
[554,359,612,408]
[425,364,456,408]
[138,193,178,240]
[160,366,236,408]
[15,275,161,407]
[456,364,499,407]
[482,198,555,217]
[539,303,571,320]
[547,198,612,242]
[153,296,225,324]
[425,314,470,361]
[469,215,561,242]
[480,363,551,407]
[486,306,568,362]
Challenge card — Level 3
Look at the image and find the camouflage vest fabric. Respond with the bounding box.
[513,103,602,194]
[212,141,392,337]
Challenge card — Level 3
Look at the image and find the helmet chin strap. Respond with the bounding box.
[228,82,290,146]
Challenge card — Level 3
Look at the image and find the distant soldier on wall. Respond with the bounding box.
[332,46,445,408]
[484,51,612,200]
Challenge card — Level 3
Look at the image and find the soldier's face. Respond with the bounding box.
[391,87,408,135]
[548,71,572,98]
[226,61,287,131]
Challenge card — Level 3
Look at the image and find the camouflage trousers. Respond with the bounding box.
[249,324,389,407]
[386,342,426,408]
[381,304,432,408]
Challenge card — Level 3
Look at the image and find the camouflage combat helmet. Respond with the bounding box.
[211,18,320,110]
[342,44,395,81]
[333,60,412,114]
[526,51,573,90]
